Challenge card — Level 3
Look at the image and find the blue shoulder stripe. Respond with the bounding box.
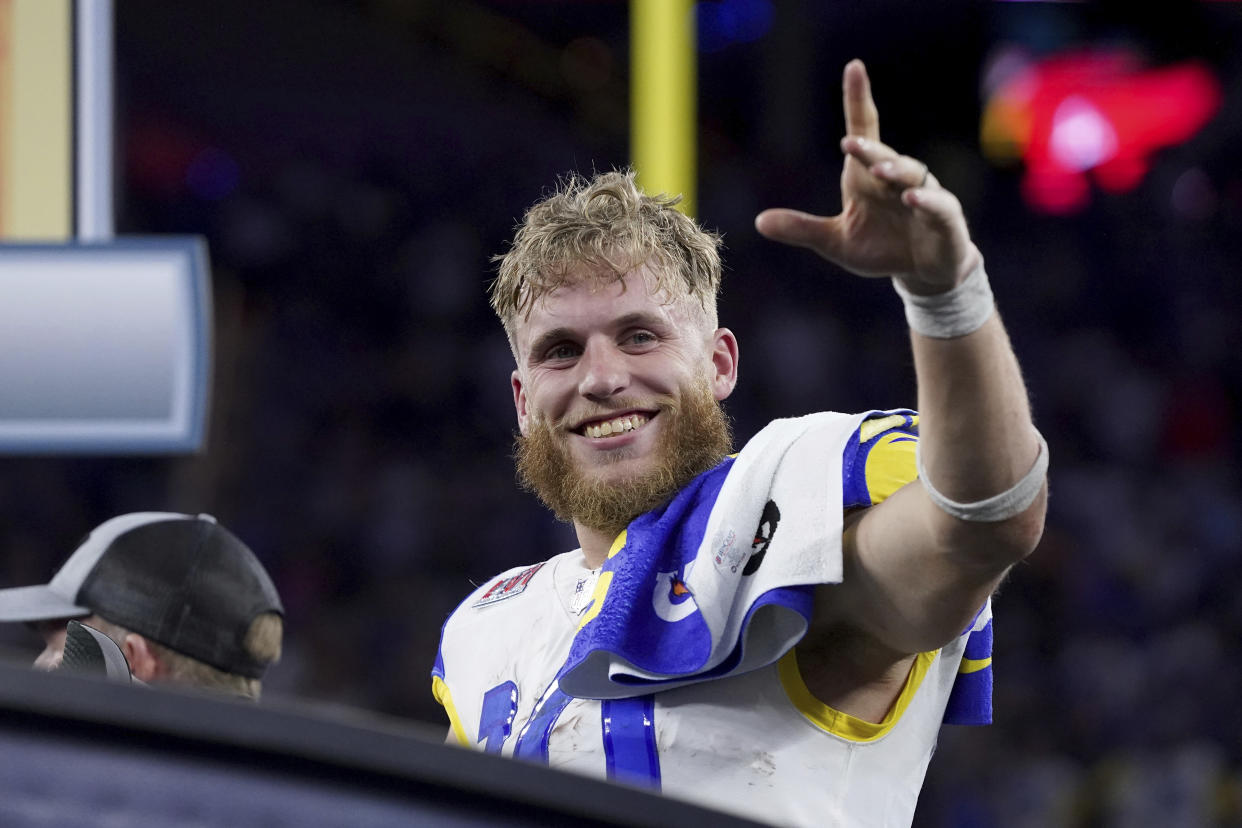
[944,618,994,726]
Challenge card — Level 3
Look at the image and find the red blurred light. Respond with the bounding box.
[982,50,1222,214]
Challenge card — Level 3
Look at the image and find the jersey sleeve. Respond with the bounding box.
[943,601,994,725]
[430,561,550,750]
[432,604,474,747]
[841,409,919,509]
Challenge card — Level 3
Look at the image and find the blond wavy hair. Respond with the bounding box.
[490,170,723,346]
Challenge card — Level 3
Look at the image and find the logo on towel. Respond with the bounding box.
[743,500,781,576]
[713,529,747,573]
[474,563,545,608]
[652,561,699,622]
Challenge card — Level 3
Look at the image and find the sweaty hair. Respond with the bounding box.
[93,612,283,701]
[490,169,723,345]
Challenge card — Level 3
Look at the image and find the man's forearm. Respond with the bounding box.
[907,265,1047,560]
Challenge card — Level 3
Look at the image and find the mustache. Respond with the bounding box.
[514,378,733,534]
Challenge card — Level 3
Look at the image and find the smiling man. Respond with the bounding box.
[432,61,1048,827]
[511,258,737,553]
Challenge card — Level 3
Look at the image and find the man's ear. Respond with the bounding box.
[123,634,165,683]
[710,328,739,401]
[512,370,530,436]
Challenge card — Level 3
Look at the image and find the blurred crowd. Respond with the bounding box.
[1,1,1240,824]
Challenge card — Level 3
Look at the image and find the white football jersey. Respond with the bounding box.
[433,413,995,827]
[434,550,988,827]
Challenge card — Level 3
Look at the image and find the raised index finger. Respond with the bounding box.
[843,59,880,141]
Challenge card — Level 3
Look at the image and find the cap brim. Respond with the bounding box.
[63,621,133,682]
[0,584,90,623]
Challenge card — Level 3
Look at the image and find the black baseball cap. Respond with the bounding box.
[0,513,283,678]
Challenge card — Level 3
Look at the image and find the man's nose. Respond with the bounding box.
[577,341,629,399]
[33,643,63,672]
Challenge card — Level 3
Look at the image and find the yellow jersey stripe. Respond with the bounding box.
[778,647,938,742]
[576,529,627,631]
[432,675,471,747]
[959,656,992,674]
[858,413,918,444]
[863,432,918,504]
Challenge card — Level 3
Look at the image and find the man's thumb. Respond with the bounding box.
[755,209,842,259]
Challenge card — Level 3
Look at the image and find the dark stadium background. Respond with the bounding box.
[3,1,1241,824]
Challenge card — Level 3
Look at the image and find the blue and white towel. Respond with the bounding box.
[558,411,869,699]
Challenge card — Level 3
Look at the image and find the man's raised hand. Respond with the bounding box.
[755,59,979,295]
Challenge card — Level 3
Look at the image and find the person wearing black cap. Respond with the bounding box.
[0,512,284,700]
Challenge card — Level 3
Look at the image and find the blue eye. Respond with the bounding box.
[545,343,580,361]
[626,331,657,346]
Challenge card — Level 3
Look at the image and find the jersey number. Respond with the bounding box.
[477,681,519,754]
[479,680,661,790]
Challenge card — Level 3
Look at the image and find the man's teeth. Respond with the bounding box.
[584,414,649,439]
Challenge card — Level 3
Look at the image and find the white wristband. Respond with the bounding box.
[892,260,995,338]
[917,430,1049,522]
